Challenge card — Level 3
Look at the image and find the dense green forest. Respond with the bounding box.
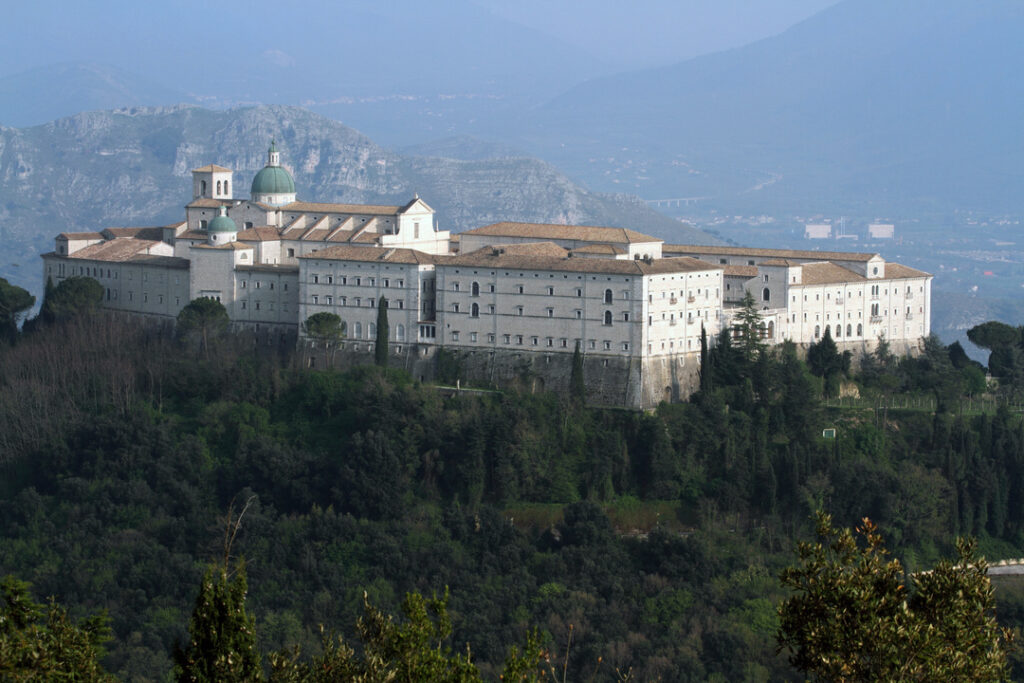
[3,294,1024,679]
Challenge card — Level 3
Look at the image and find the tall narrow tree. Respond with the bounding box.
[570,340,586,404]
[375,297,389,367]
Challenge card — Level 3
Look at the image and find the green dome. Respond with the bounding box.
[251,165,295,195]
[208,207,237,233]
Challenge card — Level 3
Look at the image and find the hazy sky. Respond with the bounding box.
[479,0,840,68]
[1,0,839,78]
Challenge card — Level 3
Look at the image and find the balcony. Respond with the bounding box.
[906,313,914,321]
[669,296,678,305]
[906,292,914,300]
[835,297,844,305]
[669,319,678,326]
[687,295,696,303]
[870,315,883,323]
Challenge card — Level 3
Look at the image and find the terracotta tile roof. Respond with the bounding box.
[464,222,662,244]
[58,231,104,240]
[68,239,165,261]
[799,262,866,285]
[442,247,718,276]
[723,265,758,277]
[192,164,232,173]
[481,242,569,258]
[102,227,165,240]
[664,244,879,262]
[281,201,402,215]
[178,231,209,240]
[570,244,627,255]
[302,245,435,265]
[758,258,804,267]
[352,231,383,244]
[885,263,932,279]
[187,198,233,208]
[236,227,281,242]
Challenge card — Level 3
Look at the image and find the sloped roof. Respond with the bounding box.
[885,263,932,279]
[186,198,233,208]
[723,265,759,277]
[664,244,879,262]
[68,239,164,261]
[236,227,282,242]
[281,201,401,215]
[799,262,868,285]
[58,231,104,240]
[570,244,627,255]
[302,245,435,265]
[102,227,166,240]
[442,246,718,276]
[464,222,662,244]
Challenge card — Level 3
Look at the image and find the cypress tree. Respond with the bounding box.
[570,340,586,403]
[174,562,261,682]
[699,324,712,392]
[375,297,389,367]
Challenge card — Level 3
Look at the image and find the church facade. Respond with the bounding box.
[41,143,932,406]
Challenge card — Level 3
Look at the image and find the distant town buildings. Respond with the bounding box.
[41,143,932,406]
[868,223,896,239]
[804,223,832,239]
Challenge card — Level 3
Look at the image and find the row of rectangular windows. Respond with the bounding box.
[449,331,629,352]
[452,303,626,323]
[310,296,404,309]
[310,275,404,288]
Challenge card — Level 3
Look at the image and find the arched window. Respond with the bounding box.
[216,180,222,195]
[857,323,863,336]
[471,282,480,297]
[471,303,479,318]
[814,325,820,339]
[847,324,852,337]
[762,287,771,302]
[767,321,774,338]
[201,180,207,196]
[604,310,612,325]
[368,323,376,338]
[354,322,362,338]
[397,324,405,341]
[224,180,229,195]
[604,289,613,304]
[835,325,841,338]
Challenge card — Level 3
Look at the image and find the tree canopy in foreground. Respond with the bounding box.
[777,512,1013,682]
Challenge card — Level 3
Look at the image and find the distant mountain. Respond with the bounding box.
[0,63,191,128]
[0,104,716,294]
[521,0,1024,216]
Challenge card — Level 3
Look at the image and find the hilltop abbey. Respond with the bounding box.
[42,143,932,407]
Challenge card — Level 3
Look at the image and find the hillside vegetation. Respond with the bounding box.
[2,308,1024,679]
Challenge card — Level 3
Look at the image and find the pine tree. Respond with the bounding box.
[733,290,765,362]
[375,297,389,367]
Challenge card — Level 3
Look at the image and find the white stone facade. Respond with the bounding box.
[40,144,934,403]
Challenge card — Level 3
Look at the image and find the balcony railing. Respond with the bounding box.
[669,297,678,305]
[835,297,844,305]
[687,296,696,303]
[870,315,883,323]
[906,292,914,300]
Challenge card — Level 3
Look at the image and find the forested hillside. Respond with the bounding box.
[3,307,1024,680]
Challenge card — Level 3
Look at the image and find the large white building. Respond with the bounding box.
[41,143,932,406]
